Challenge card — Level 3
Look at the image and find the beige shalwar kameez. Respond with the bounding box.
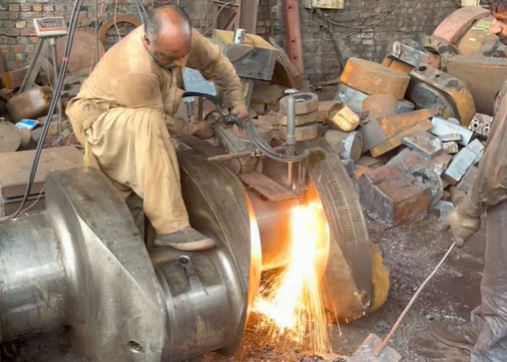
[66,26,243,234]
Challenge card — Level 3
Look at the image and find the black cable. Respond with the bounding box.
[181,91,308,163]
[0,0,85,222]
[182,91,222,110]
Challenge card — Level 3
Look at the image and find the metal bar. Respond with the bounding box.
[239,0,259,34]
[283,0,304,74]
[286,93,296,154]
[19,38,45,92]
[50,38,63,133]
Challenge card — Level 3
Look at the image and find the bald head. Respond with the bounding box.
[143,5,193,69]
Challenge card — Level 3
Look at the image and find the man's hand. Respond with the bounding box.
[232,104,249,119]
[440,208,481,247]
[193,121,214,139]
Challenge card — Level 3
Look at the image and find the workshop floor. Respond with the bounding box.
[3,213,483,362]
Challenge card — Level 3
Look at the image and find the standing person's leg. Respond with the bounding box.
[471,201,507,361]
[85,107,214,250]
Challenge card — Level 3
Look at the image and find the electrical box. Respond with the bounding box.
[303,0,344,9]
[33,17,67,37]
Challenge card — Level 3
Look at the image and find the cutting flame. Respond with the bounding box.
[254,195,332,354]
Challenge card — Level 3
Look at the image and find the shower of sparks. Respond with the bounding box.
[253,200,333,354]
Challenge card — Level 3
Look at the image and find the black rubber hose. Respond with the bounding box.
[0,0,84,222]
[182,91,308,163]
[182,91,222,110]
[240,118,308,163]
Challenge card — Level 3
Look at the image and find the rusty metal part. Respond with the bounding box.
[6,86,52,122]
[269,37,308,90]
[240,171,299,201]
[341,58,411,100]
[214,30,278,81]
[208,150,259,162]
[363,94,398,118]
[359,163,433,226]
[446,55,507,116]
[458,17,495,55]
[382,57,414,74]
[370,120,433,158]
[423,35,460,57]
[0,120,21,152]
[318,100,342,122]
[1,66,29,90]
[215,125,259,174]
[402,131,443,160]
[325,129,363,162]
[408,81,457,119]
[279,92,319,115]
[388,148,452,179]
[283,0,305,73]
[335,83,368,114]
[278,123,319,141]
[327,103,360,132]
[301,139,379,321]
[432,6,490,44]
[98,15,141,46]
[409,66,476,126]
[387,41,440,69]
[278,110,318,126]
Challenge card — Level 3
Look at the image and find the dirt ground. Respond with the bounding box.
[1,212,484,362]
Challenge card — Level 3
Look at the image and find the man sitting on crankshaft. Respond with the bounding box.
[431,1,507,360]
[66,5,247,251]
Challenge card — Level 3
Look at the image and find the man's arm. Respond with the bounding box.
[113,72,165,110]
[186,29,244,109]
[112,72,196,136]
[442,81,507,246]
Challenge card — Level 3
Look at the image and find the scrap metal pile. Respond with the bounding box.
[244,6,506,228]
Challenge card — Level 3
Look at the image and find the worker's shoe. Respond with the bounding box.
[155,227,216,251]
[430,320,478,352]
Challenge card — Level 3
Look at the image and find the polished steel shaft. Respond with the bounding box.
[0,214,67,341]
[0,165,256,362]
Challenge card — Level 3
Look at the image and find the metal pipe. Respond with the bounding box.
[49,38,64,133]
[19,38,45,93]
[286,90,297,155]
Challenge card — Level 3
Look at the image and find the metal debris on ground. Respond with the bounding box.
[402,131,443,159]
[444,139,484,184]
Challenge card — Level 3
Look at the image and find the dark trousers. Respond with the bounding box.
[471,201,507,361]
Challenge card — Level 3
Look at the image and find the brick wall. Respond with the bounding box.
[0,0,460,84]
[0,0,210,71]
[261,0,460,84]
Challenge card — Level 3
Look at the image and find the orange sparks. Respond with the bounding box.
[254,199,332,354]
